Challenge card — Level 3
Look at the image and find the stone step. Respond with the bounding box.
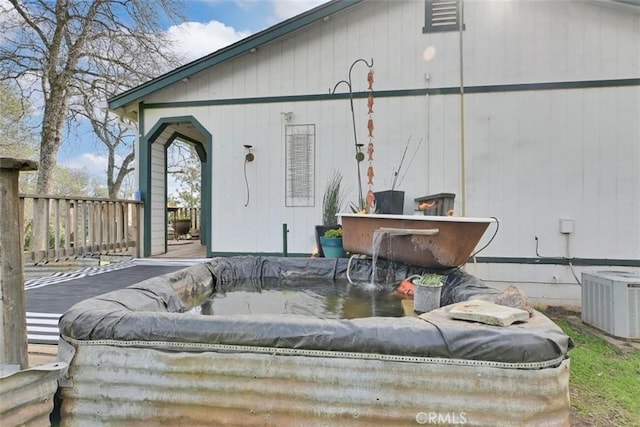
[447,300,530,327]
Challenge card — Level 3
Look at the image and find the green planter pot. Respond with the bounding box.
[315,225,333,257]
[320,236,346,258]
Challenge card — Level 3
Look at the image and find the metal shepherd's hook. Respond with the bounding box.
[331,57,374,206]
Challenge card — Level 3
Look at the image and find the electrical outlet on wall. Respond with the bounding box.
[559,219,574,234]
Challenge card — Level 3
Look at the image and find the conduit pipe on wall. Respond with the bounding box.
[243,145,254,207]
[282,224,289,257]
[459,0,466,217]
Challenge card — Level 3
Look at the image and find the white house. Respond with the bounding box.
[108,0,640,306]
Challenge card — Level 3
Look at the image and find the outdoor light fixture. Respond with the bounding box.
[244,145,255,162]
[355,143,365,162]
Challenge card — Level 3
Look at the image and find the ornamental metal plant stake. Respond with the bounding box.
[331,58,374,209]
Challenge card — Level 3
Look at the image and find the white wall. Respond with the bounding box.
[150,134,168,255]
[463,0,640,84]
[146,0,639,104]
[141,0,639,292]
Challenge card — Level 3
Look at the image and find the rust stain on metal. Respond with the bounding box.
[60,343,569,426]
[0,362,65,426]
[340,214,493,267]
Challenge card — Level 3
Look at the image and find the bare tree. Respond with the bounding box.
[80,92,135,199]
[0,0,185,195]
[167,141,201,208]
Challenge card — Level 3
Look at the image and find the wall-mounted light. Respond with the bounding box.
[249,47,257,53]
[355,143,365,162]
[281,112,293,122]
[244,144,255,162]
[181,77,190,83]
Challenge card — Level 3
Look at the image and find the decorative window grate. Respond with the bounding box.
[285,124,315,207]
[423,0,460,33]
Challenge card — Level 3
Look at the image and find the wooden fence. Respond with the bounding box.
[167,207,201,238]
[20,194,142,263]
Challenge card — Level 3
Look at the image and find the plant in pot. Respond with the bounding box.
[320,227,346,258]
[315,171,344,257]
[411,273,443,314]
[375,136,423,214]
[350,196,376,215]
[172,217,192,240]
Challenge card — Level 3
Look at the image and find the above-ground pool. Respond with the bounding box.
[58,256,572,426]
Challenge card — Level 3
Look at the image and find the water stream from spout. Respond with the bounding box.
[370,229,387,287]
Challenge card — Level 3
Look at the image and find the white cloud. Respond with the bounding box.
[271,0,326,20]
[234,0,257,11]
[158,1,327,64]
[62,153,110,176]
[166,20,251,63]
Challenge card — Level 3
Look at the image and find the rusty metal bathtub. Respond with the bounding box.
[338,214,497,268]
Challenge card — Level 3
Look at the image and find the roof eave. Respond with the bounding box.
[108,0,363,111]
[613,0,640,6]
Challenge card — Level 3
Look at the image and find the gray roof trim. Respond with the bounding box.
[108,0,363,110]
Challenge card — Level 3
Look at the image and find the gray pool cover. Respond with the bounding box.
[59,257,573,366]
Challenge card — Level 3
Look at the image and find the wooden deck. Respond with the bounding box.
[152,239,207,258]
[28,344,58,367]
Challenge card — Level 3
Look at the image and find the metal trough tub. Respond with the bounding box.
[0,362,66,426]
[338,214,497,268]
[58,258,571,426]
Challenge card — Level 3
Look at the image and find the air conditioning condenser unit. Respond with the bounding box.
[581,271,640,340]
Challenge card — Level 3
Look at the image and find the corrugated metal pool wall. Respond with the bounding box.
[60,342,570,426]
[0,362,66,426]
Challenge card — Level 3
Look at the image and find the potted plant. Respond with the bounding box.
[374,190,404,214]
[411,273,443,313]
[320,227,346,258]
[172,217,192,240]
[315,171,344,257]
[350,196,376,215]
[375,136,423,214]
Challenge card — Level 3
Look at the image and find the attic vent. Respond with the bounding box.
[423,0,460,33]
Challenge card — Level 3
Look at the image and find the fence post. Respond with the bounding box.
[0,157,38,370]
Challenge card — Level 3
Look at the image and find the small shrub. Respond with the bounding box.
[415,273,442,286]
[323,228,343,238]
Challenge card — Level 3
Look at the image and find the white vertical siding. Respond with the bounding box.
[465,87,639,260]
[145,0,639,105]
[463,0,640,84]
[150,136,167,255]
[138,0,638,288]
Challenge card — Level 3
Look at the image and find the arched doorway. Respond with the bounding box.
[141,116,211,257]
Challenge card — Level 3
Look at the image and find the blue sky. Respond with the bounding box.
[59,0,325,188]
[167,0,326,61]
